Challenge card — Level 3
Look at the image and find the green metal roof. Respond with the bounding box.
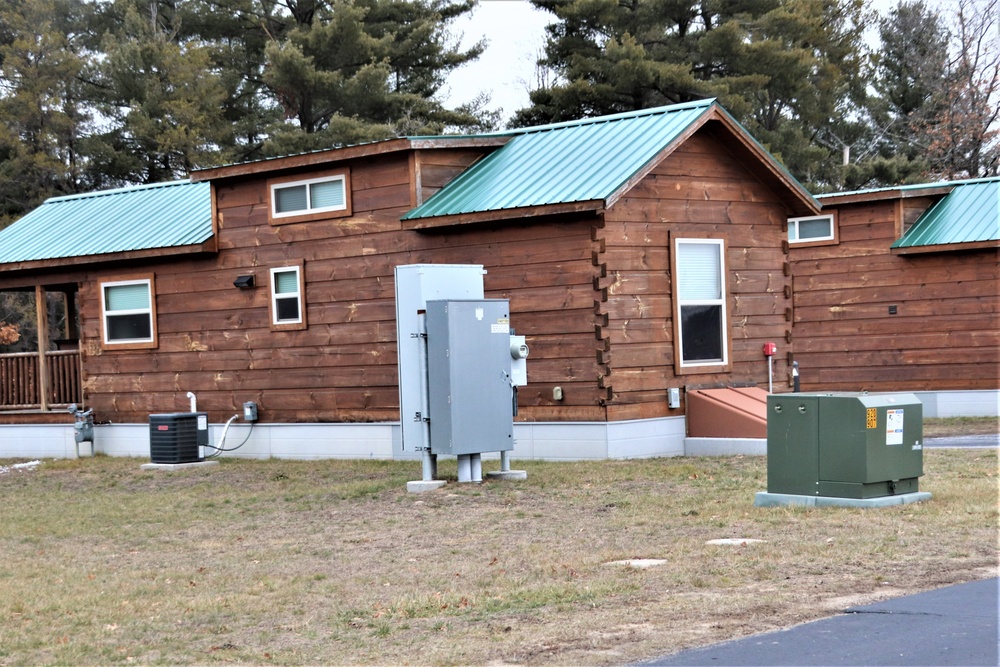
[891,178,1000,249]
[403,99,731,220]
[0,180,212,265]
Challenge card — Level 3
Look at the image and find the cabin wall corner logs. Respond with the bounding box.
[76,130,793,425]
[789,198,999,392]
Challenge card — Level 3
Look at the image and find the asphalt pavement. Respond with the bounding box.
[924,433,1000,449]
[637,577,999,666]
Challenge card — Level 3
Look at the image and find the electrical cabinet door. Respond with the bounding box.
[426,300,514,456]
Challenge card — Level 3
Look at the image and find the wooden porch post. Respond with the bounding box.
[36,284,49,411]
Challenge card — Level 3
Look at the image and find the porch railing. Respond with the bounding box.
[0,350,82,409]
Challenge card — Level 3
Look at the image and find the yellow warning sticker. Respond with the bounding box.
[866,408,877,429]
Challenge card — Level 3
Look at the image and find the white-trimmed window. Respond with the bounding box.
[673,238,729,370]
[788,214,835,243]
[269,264,306,330]
[271,174,347,219]
[101,277,157,348]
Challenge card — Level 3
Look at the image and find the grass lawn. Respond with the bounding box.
[0,424,996,665]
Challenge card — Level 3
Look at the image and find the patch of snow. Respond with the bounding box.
[0,460,42,475]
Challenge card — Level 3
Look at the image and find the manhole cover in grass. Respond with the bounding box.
[603,559,668,569]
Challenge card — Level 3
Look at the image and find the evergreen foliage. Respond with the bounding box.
[516,0,998,191]
[0,0,995,224]
[0,0,487,225]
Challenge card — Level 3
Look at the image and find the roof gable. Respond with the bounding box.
[891,178,1000,253]
[0,180,213,271]
[402,99,817,226]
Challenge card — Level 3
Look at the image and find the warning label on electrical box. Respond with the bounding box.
[866,408,877,429]
[885,409,904,445]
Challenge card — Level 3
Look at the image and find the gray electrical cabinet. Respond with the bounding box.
[767,392,924,499]
[426,299,514,456]
[394,264,485,452]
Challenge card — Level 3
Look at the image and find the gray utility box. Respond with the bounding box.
[426,299,514,456]
[767,392,924,499]
[394,264,485,452]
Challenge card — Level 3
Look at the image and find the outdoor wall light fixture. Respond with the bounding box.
[233,275,255,289]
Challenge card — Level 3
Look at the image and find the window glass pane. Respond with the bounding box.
[275,185,308,213]
[275,296,299,321]
[310,179,345,209]
[274,270,299,294]
[798,217,832,239]
[681,305,723,362]
[105,283,149,311]
[677,242,721,300]
[788,223,799,241]
[107,313,151,340]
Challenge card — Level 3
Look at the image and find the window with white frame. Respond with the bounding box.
[102,277,155,346]
[270,265,305,329]
[271,174,347,219]
[673,238,728,369]
[788,214,835,243]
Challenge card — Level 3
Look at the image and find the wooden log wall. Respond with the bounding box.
[39,130,805,426]
[600,129,794,420]
[789,199,1000,392]
[76,149,609,424]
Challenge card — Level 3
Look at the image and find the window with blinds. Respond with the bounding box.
[673,238,728,368]
[101,277,155,346]
[269,265,306,329]
[271,174,347,219]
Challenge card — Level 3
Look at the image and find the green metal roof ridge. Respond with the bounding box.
[41,179,195,204]
[817,176,1000,200]
[0,180,213,265]
[891,179,1000,249]
[405,98,720,143]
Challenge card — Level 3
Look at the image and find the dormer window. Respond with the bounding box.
[268,170,351,224]
[788,214,836,244]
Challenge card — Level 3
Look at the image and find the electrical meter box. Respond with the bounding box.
[767,392,924,499]
[426,299,514,456]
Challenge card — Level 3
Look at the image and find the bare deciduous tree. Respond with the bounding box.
[924,0,1000,178]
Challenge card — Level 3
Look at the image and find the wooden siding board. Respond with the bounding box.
[600,125,794,413]
[791,195,999,392]
[12,125,807,425]
[63,154,612,423]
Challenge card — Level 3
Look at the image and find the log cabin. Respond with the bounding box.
[788,177,1000,417]
[0,99,820,460]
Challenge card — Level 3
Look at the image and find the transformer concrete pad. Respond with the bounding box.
[754,491,932,508]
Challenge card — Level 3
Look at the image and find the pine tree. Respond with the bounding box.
[516,0,869,190]
[83,0,235,185]
[0,0,92,225]
[259,0,486,155]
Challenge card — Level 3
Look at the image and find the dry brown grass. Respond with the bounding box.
[0,445,995,666]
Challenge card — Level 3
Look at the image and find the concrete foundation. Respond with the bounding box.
[754,491,932,508]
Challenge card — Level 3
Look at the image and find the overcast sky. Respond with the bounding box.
[442,0,551,122]
[442,0,958,125]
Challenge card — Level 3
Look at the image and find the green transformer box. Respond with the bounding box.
[766,392,924,499]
